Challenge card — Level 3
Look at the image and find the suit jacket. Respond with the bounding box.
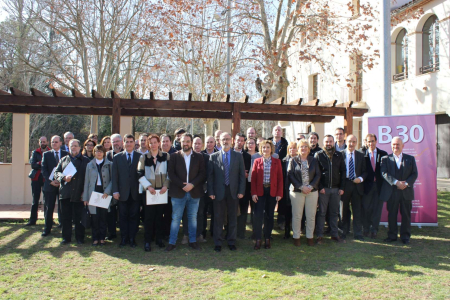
[251,157,283,198]
[41,149,68,193]
[83,158,114,213]
[54,154,90,202]
[112,150,142,201]
[168,150,206,199]
[341,149,367,196]
[268,137,288,161]
[208,150,246,201]
[380,153,418,202]
[363,147,388,195]
[106,149,122,162]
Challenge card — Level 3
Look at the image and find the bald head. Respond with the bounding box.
[206,136,215,151]
[193,137,203,153]
[272,125,282,139]
[247,127,256,139]
[346,134,357,151]
[39,136,48,150]
[391,136,404,155]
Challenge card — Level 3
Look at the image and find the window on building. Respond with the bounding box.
[393,28,408,81]
[312,74,318,100]
[421,15,439,74]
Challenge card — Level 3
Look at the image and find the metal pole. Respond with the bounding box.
[226,0,231,95]
[381,0,391,116]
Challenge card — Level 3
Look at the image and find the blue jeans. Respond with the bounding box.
[169,193,200,245]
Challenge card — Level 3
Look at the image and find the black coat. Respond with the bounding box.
[41,149,68,193]
[341,149,367,196]
[268,137,288,161]
[363,147,388,195]
[54,154,90,202]
[314,150,346,190]
[380,153,418,202]
[288,156,321,191]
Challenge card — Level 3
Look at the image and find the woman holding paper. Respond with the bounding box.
[137,134,170,252]
[83,145,113,246]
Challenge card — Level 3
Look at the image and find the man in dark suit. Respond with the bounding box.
[362,133,388,239]
[340,134,367,241]
[208,132,246,252]
[54,139,90,245]
[112,134,142,248]
[381,136,418,244]
[234,133,252,239]
[165,134,206,251]
[41,135,68,236]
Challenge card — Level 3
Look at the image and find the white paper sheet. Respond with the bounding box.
[146,190,168,205]
[49,167,56,180]
[63,161,77,177]
[89,192,112,209]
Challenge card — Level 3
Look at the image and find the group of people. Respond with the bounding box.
[26,124,418,252]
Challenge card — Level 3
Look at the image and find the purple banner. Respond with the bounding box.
[368,114,438,225]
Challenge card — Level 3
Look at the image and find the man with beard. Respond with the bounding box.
[165,134,206,251]
[308,132,322,157]
[246,127,257,140]
[173,128,186,151]
[314,135,346,244]
[26,136,50,226]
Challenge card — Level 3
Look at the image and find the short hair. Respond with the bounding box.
[88,133,98,139]
[64,131,74,138]
[51,135,61,142]
[335,127,345,134]
[93,144,106,156]
[69,139,80,147]
[139,133,149,139]
[100,136,110,145]
[174,128,186,135]
[235,133,246,141]
[365,133,377,141]
[309,132,319,140]
[324,134,334,141]
[148,134,160,143]
[110,133,122,141]
[82,139,97,155]
[181,133,193,142]
[160,134,172,142]
[297,139,310,154]
[258,140,275,156]
[244,137,258,152]
[123,134,135,142]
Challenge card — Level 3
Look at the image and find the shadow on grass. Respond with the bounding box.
[1,192,449,278]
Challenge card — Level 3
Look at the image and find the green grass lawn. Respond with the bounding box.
[1,193,449,299]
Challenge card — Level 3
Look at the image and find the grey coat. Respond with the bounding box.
[112,150,142,201]
[83,159,114,214]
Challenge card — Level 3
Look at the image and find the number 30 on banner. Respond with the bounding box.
[378,125,424,144]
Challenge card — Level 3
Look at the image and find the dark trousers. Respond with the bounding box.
[91,208,108,241]
[162,200,172,238]
[362,184,381,234]
[284,205,292,238]
[203,196,214,237]
[107,204,118,237]
[30,175,44,223]
[118,196,140,241]
[341,180,363,237]
[316,188,340,238]
[60,198,85,242]
[213,186,238,246]
[43,191,58,232]
[237,194,250,238]
[144,202,165,243]
[387,189,412,241]
[252,187,277,240]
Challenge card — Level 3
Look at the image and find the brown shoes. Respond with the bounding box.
[254,240,262,250]
[264,239,271,249]
[316,237,323,245]
[293,238,301,247]
[307,238,315,246]
[164,244,176,252]
[331,236,346,243]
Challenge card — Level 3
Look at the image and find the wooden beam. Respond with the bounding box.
[352,108,368,117]
[168,92,173,101]
[72,89,86,97]
[344,107,354,136]
[0,96,112,107]
[92,90,103,98]
[150,92,154,101]
[30,88,50,97]
[0,105,111,115]
[112,97,121,134]
[206,94,211,102]
[320,100,337,107]
[270,97,285,105]
[241,113,335,122]
[253,96,267,104]
[10,87,31,96]
[0,90,10,95]
[236,95,249,103]
[110,91,121,99]
[336,101,353,108]
[287,98,303,105]
[121,109,231,119]
[302,99,319,106]
[188,93,192,101]
[232,103,241,138]
[52,88,66,97]
[130,91,136,99]
[220,94,230,102]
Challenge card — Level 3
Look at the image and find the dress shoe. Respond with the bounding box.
[181,235,189,245]
[316,237,323,245]
[60,239,71,245]
[119,238,129,247]
[331,236,346,243]
[383,237,397,243]
[254,240,262,250]
[41,231,50,237]
[340,234,347,240]
[106,234,117,240]
[370,232,377,239]
[165,244,176,252]
[24,222,36,227]
[144,242,151,252]
[130,239,137,248]
[402,239,410,245]
[76,239,84,245]
[355,235,365,241]
[264,239,271,249]
[214,246,222,252]
[283,234,291,240]
[156,239,165,248]
[307,238,315,246]
[197,234,207,243]
[228,245,237,251]
[189,242,201,250]
[293,238,301,247]
[363,232,370,238]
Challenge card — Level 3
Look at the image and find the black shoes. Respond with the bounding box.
[228,245,237,251]
[60,239,71,245]
[383,237,397,242]
[402,239,410,245]
[214,246,222,252]
[119,238,129,247]
[41,231,50,237]
[144,243,151,252]
[156,239,165,248]
[354,235,365,241]
[130,239,137,248]
[24,222,36,227]
[76,239,84,245]
[165,244,176,252]
[106,234,117,240]
[189,242,201,250]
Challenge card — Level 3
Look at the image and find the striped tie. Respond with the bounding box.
[349,154,355,181]
[224,152,230,185]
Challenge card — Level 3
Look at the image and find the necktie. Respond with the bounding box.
[371,153,376,182]
[223,152,230,185]
[55,151,59,162]
[127,153,131,166]
[349,154,355,181]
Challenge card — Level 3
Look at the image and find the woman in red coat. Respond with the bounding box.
[251,140,283,250]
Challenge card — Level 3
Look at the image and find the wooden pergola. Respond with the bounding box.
[0,87,368,137]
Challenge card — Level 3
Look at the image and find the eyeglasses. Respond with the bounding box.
[86,144,94,147]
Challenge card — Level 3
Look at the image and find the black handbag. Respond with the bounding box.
[81,205,91,229]
[28,169,37,179]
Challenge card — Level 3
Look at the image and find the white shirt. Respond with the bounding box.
[345,150,363,182]
[54,149,61,160]
[393,153,403,169]
[95,159,104,185]
[139,149,148,155]
[125,150,134,162]
[183,150,192,183]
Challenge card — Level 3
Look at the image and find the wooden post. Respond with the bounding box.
[112,97,121,134]
[344,107,354,136]
[232,103,241,138]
